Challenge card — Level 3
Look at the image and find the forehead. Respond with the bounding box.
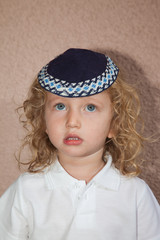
[46,90,111,104]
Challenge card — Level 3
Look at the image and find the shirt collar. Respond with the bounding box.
[91,155,121,191]
[45,155,120,191]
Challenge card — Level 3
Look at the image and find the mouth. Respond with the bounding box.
[64,134,83,145]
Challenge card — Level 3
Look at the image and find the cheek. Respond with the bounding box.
[45,126,62,148]
[45,117,65,141]
[97,118,113,139]
[86,124,109,141]
[45,112,63,133]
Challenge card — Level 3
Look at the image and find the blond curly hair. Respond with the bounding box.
[17,72,145,176]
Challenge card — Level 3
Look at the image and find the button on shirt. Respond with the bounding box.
[0,155,160,240]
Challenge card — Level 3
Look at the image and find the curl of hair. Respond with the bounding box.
[17,74,146,176]
[16,78,56,172]
[105,71,145,176]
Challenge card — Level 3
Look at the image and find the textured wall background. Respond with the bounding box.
[0,0,160,202]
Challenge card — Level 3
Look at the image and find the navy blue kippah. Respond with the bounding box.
[38,48,119,97]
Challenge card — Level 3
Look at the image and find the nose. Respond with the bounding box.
[66,109,81,129]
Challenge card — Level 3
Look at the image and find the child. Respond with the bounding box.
[0,48,160,240]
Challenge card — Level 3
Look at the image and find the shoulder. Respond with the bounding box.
[111,165,148,193]
[20,171,46,188]
[0,171,47,203]
[108,164,159,205]
[17,171,49,198]
[0,161,59,202]
[120,175,147,191]
[119,173,160,207]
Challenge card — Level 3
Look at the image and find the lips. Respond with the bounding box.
[64,134,83,145]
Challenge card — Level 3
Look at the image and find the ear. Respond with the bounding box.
[107,128,114,139]
[107,120,115,139]
[107,113,116,139]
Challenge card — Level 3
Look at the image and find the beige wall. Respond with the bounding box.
[0,0,160,202]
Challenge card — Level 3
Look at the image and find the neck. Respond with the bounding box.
[57,151,106,184]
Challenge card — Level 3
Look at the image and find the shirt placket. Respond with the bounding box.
[70,181,96,229]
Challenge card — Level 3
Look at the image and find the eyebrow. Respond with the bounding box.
[47,98,62,106]
[46,93,64,102]
[46,93,108,106]
[84,95,107,103]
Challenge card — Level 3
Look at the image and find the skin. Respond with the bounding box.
[45,91,114,183]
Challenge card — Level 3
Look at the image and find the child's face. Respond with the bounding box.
[45,91,113,160]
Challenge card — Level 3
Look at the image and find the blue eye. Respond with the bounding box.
[86,104,96,112]
[55,103,66,111]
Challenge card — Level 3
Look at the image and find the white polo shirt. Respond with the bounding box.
[0,155,160,240]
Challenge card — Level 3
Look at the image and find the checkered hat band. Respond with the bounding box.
[38,56,119,97]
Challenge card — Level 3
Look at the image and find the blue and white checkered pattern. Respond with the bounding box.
[38,56,119,97]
